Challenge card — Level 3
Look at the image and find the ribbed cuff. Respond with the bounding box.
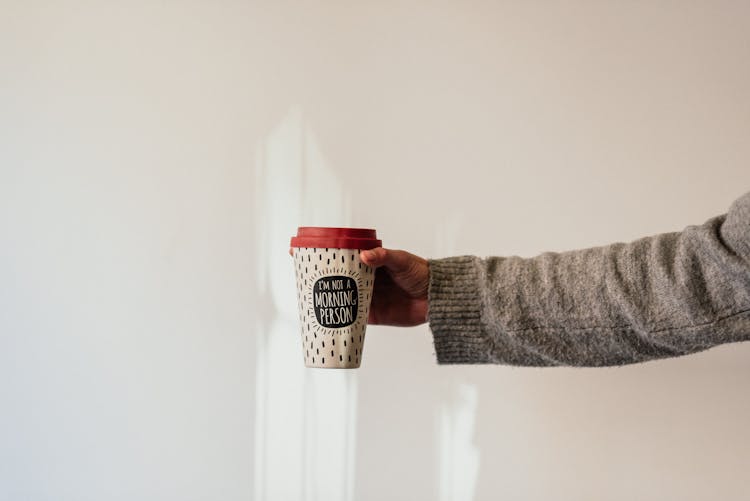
[427,256,491,364]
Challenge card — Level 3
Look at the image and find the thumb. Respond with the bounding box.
[360,247,413,273]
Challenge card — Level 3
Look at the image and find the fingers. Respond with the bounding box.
[288,247,293,257]
[360,247,414,273]
[359,247,387,267]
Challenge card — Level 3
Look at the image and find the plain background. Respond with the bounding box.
[2,1,750,500]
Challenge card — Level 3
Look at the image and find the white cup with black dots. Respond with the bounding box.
[290,227,381,369]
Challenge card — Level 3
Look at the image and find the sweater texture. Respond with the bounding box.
[427,191,750,366]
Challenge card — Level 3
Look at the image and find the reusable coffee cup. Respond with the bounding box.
[290,227,381,369]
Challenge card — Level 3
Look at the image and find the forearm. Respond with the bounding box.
[427,192,750,367]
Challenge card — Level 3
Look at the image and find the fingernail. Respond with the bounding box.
[362,250,375,260]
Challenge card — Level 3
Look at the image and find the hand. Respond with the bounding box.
[359,247,429,327]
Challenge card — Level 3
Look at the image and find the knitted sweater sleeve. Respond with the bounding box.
[427,191,750,367]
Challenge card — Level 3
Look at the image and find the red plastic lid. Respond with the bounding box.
[290,227,382,250]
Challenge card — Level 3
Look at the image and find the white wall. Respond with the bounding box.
[2,1,750,500]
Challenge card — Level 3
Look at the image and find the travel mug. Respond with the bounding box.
[290,227,381,368]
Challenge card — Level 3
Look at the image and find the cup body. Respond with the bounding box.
[292,246,375,368]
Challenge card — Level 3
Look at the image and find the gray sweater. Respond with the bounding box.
[427,191,750,366]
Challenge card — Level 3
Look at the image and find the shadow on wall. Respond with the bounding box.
[435,216,480,501]
[251,108,482,501]
[252,107,357,501]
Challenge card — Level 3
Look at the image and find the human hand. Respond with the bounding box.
[359,247,429,327]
